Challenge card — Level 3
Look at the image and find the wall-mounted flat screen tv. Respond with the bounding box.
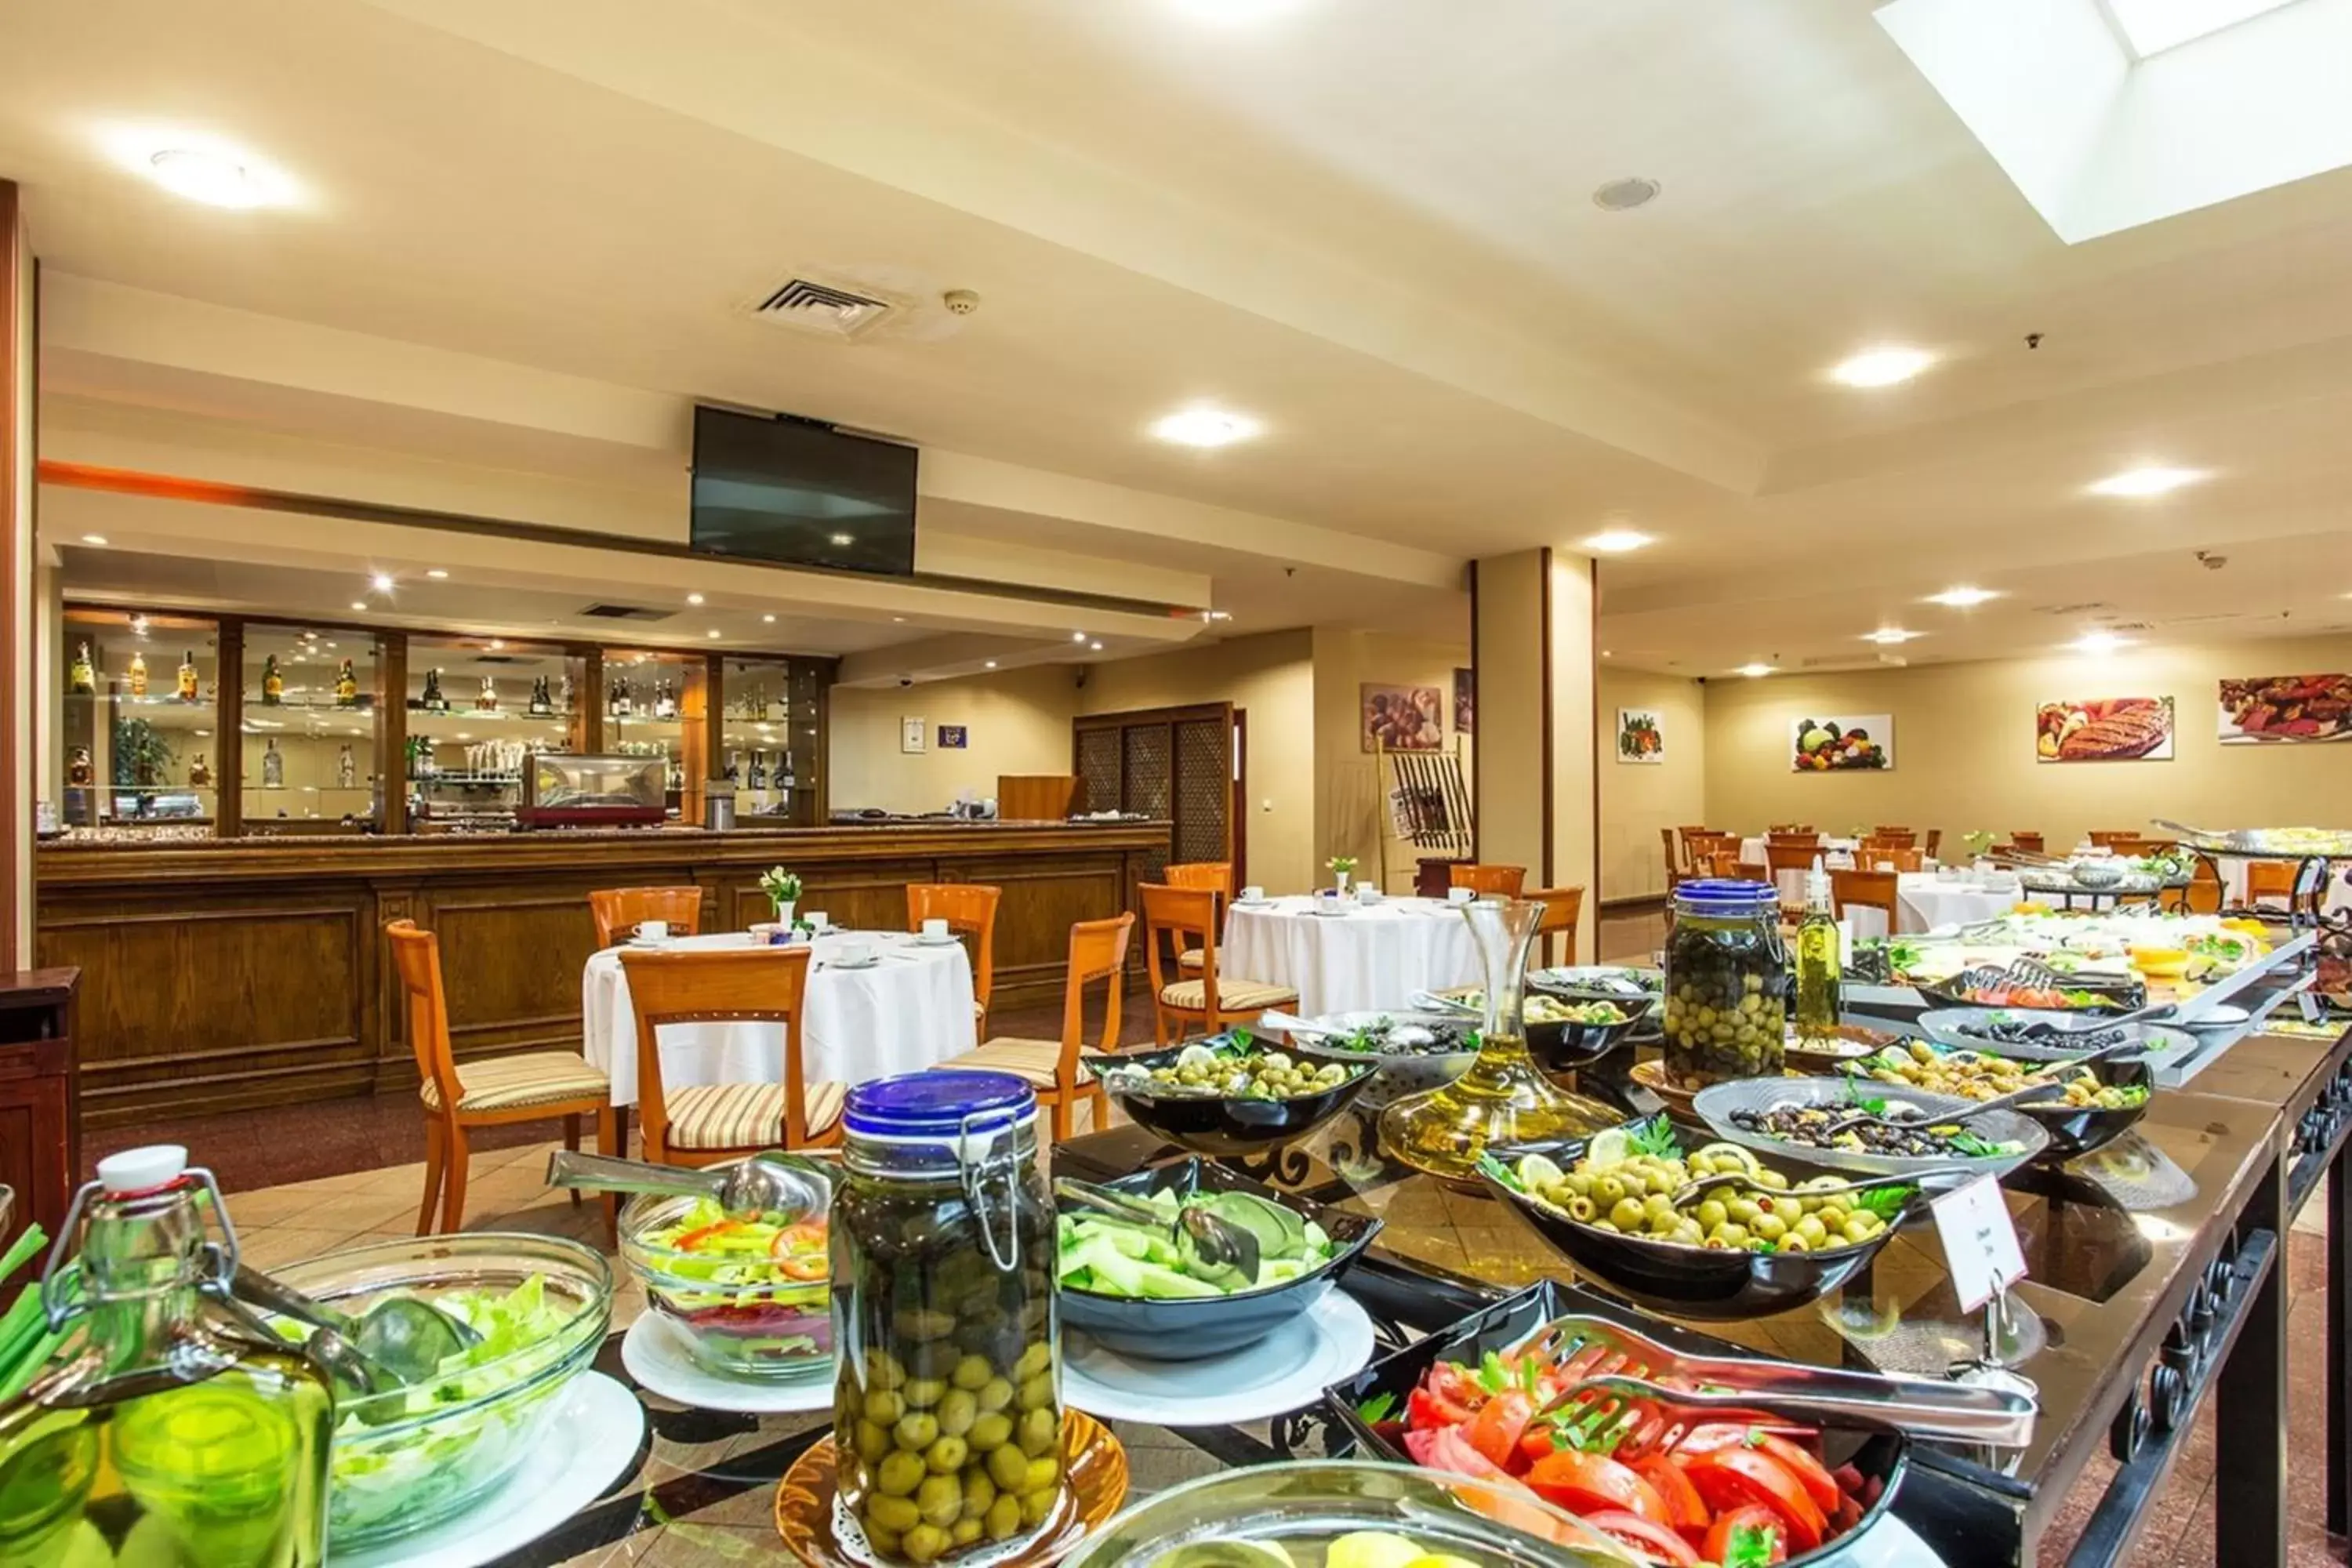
[689,405,917,576]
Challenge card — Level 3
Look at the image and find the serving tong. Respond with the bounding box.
[1520,1314,2038,1446]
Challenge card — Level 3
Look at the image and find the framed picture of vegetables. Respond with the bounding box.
[1790,714,1893,772]
[1615,708,1664,763]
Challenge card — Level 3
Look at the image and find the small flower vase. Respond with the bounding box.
[1333,869,1351,895]
[771,899,795,930]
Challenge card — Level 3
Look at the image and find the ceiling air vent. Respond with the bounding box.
[744,277,898,340]
[2035,600,2114,616]
[579,603,670,622]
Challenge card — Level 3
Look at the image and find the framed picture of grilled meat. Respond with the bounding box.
[2219,673,2352,742]
[2038,696,2174,762]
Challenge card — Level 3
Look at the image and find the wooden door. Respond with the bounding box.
[1073,703,1234,884]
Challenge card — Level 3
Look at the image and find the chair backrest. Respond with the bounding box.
[1694,849,1740,878]
[1922,829,1943,859]
[906,884,1002,1010]
[1861,831,1916,852]
[1658,827,1679,879]
[1734,859,1769,884]
[1139,883,1221,1010]
[1675,826,1715,865]
[2103,836,2176,859]
[2010,832,2045,854]
[1165,862,1233,896]
[1054,913,1136,1084]
[385,920,463,1117]
[1830,868,1900,922]
[618,945,818,1149]
[1450,863,1527,897]
[589,887,704,949]
[1766,832,1820,850]
[1767,823,1814,835]
[2245,860,2296,902]
[1766,843,1821,875]
[1872,826,1911,837]
[1862,847,1923,873]
[1526,887,1585,965]
[2086,830,2138,848]
[1686,833,1741,866]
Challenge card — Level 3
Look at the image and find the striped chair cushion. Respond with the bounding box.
[936,1037,1066,1087]
[1157,978,1297,1012]
[420,1052,608,1114]
[1177,946,1206,972]
[666,1080,845,1151]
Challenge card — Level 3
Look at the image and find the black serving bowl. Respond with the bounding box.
[1423,987,1643,1073]
[1082,1036,1376,1158]
[1477,1115,1931,1321]
[1055,1158,1383,1360]
[2016,1054,2155,1160]
[1323,1278,1910,1568]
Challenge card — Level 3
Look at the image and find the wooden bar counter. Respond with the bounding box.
[36,820,1171,1128]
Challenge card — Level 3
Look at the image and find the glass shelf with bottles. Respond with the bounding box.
[242,626,383,830]
[603,651,703,816]
[405,640,584,823]
[57,608,224,831]
[720,655,823,824]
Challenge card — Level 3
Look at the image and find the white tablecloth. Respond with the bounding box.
[1737,837,1862,903]
[1894,873,2021,935]
[583,930,977,1107]
[1220,896,1483,1017]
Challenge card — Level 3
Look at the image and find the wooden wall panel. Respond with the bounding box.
[412,880,614,1066]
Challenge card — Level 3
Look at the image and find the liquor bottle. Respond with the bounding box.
[748,749,768,791]
[177,649,201,702]
[615,677,633,719]
[189,752,212,789]
[666,754,684,793]
[67,746,93,787]
[67,640,96,695]
[558,671,575,715]
[780,749,796,791]
[1793,857,1842,1043]
[0,1147,333,1566]
[126,650,149,699]
[262,736,284,789]
[725,750,742,785]
[336,743,357,789]
[477,675,498,713]
[423,668,448,713]
[261,654,284,706]
[335,658,358,706]
[528,676,552,717]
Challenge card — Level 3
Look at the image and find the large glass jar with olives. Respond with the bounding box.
[1661,880,1790,1083]
[833,1073,1062,1565]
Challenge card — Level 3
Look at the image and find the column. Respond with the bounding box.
[2,182,30,968]
[1469,548,1599,961]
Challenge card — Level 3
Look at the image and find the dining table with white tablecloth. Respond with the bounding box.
[1218,894,1483,1018]
[1891,871,2022,935]
[582,928,977,1107]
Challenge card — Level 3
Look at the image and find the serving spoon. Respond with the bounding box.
[230,1261,478,1387]
[545,1148,837,1218]
[1053,1178,1262,1287]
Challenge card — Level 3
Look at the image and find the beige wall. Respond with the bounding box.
[1599,665,1707,902]
[1700,633,2352,851]
[1079,630,1317,895]
[828,664,1076,814]
[1312,628,1472,892]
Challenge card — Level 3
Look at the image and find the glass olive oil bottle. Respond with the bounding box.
[0,1147,332,1567]
[1794,857,1842,1042]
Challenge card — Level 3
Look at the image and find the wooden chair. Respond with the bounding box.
[1764,843,1822,918]
[2245,861,2297,907]
[2087,830,2139,848]
[1164,862,1234,974]
[1872,826,1912,838]
[1862,847,1923,873]
[2176,857,2224,914]
[1767,823,1814,834]
[1450,863,1527,898]
[907,884,1002,1035]
[1733,858,1769,884]
[1675,826,1717,869]
[1686,832,1741,872]
[1526,887,1585,966]
[1141,884,1297,1043]
[932,913,1134,1141]
[1766,832,1821,852]
[1658,827,1682,893]
[387,920,615,1236]
[618,944,842,1167]
[2010,832,2045,855]
[1923,829,1943,862]
[1863,830,1916,851]
[589,887,704,949]
[1830,869,1900,932]
[2103,836,2176,860]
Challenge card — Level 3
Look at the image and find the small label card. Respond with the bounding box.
[1933,1175,2029,1313]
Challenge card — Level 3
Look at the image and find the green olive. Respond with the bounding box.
[894,1412,940,1451]
[935,1388,978,1438]
[1694,1200,1727,1231]
[952,1517,984,1547]
[969,1411,1014,1452]
[1024,1454,1060,1493]
[1608,1198,1645,1230]
[876,1449,927,1497]
[916,1473,963,1528]
[902,1376,948,1410]
[977,1376,1015,1413]
[865,1388,905,1425]
[1013,1341,1052,1381]
[895,1308,958,1342]
[902,1523,952,1564]
[988,1441,1031,1490]
[867,1494,923,1536]
[960,1472,997,1519]
[868,1525,903,1558]
[1751,1212,1788,1242]
[926,1435,970,1475]
[985,1492,1023,1541]
[865,1351,909,1390]
[1019,1487,1058,1528]
[951,1353,995,1392]
[1018,1403,1058,1456]
[855,1419,891,1465]
[1018,1372,1055,1413]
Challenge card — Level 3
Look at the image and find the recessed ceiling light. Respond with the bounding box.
[1151,408,1261,448]
[426,568,448,579]
[1925,586,1998,608]
[1089,641,1104,651]
[1581,528,1654,554]
[488,638,505,651]
[1601,650,1613,659]
[2071,630,2129,654]
[301,630,318,641]
[143,148,264,208]
[829,532,854,547]
[1170,0,1294,23]
[1829,347,1935,388]
[1861,628,1922,644]
[1592,176,1663,212]
[762,613,776,623]
[2089,466,2206,498]
[81,535,107,546]
[369,572,394,593]
[891,616,907,623]
[685,592,705,606]
[984,660,999,670]
[350,601,368,612]
[1735,662,1776,678]
[1071,631,1088,643]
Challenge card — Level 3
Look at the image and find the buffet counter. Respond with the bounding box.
[35,819,1170,1127]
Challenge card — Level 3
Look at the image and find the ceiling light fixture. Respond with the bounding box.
[143,148,257,208]
[985,660,999,670]
[1925,586,1998,608]
[829,532,854,547]
[1071,631,1087,643]
[1581,528,1654,554]
[1089,641,1104,651]
[426,568,448,579]
[2089,466,2206,498]
[1592,176,1662,212]
[1830,347,1935,388]
[685,592,705,606]
[1151,408,1261,448]
[488,638,505,651]
[350,601,368,612]
[708,630,722,639]
[761,614,776,623]
[1735,662,1776,678]
[2071,630,2129,655]
[1861,628,1922,644]
[80,535,107,546]
[369,572,394,593]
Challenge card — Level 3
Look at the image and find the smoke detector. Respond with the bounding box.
[942,289,981,316]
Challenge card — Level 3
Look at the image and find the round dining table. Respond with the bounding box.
[1893,871,2021,935]
[581,929,978,1106]
[1219,894,1483,1017]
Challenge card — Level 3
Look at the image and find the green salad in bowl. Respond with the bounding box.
[619,1191,832,1378]
[264,1232,610,1549]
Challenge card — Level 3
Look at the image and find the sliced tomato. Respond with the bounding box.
[774,1221,826,1253]
[1701,1504,1788,1566]
[1744,1434,1841,1518]
[1682,1448,1826,1552]
[672,1220,741,1250]
[1463,1389,1536,1468]
[1524,1449,1672,1529]
[1408,1385,1475,1432]
[1410,1423,1524,1487]
[1628,1454,1708,1534]
[1579,1509,1700,1565]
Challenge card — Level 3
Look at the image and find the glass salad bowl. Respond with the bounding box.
[267,1232,611,1550]
[619,1189,832,1379]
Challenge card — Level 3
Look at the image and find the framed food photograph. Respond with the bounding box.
[1453,667,1475,735]
[1616,708,1664,764]
[2219,674,2352,742]
[1791,714,1893,772]
[1362,683,1444,752]
[2038,697,2174,761]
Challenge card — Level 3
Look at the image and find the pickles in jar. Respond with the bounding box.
[1663,880,1791,1083]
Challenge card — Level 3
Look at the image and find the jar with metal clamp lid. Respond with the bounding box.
[833,1073,1061,1564]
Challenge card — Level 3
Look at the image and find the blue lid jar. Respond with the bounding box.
[1673,878,1779,916]
[844,1069,1036,1142]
